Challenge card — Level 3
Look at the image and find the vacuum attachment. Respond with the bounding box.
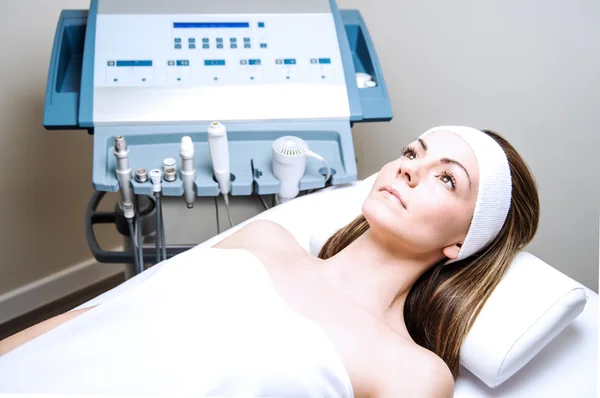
[272,136,331,203]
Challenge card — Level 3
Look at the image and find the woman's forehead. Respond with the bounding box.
[417,130,480,181]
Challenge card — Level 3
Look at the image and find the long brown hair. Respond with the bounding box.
[318,130,540,379]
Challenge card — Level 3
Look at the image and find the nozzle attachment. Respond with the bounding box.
[135,168,148,183]
[163,158,177,182]
[150,169,162,192]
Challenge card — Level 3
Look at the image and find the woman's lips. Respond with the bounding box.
[379,186,406,209]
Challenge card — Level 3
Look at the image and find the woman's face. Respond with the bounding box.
[362,130,481,261]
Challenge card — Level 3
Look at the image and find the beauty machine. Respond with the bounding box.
[44,0,392,276]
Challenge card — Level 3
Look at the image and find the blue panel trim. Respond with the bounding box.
[78,0,98,129]
[340,10,393,122]
[174,22,249,29]
[43,10,88,130]
[329,0,362,122]
[116,60,153,67]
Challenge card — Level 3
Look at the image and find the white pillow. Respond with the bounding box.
[307,174,588,388]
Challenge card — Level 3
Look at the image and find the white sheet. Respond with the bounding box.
[71,185,598,397]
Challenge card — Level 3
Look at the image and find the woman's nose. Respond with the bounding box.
[397,161,419,187]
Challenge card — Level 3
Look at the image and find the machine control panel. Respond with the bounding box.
[98,18,341,87]
[93,12,350,123]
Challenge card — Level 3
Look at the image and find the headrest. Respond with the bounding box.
[305,174,587,387]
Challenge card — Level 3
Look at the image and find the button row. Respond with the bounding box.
[163,58,331,66]
[174,42,262,49]
[174,37,255,46]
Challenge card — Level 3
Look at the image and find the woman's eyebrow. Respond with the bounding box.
[441,158,472,190]
[417,138,427,151]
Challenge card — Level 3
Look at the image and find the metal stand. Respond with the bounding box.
[86,191,194,278]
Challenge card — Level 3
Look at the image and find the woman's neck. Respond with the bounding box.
[319,229,432,337]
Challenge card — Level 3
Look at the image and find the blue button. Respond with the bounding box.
[260,43,267,48]
[230,37,237,42]
[217,43,223,49]
[175,44,182,49]
[318,58,331,64]
[202,38,209,43]
[258,22,265,28]
[244,43,251,49]
[216,37,223,42]
[116,60,153,67]
[177,60,190,66]
[203,44,210,49]
[244,37,250,42]
[231,44,237,49]
[283,58,296,65]
[204,60,226,66]
[189,44,196,49]
[188,38,195,43]
[249,59,261,65]
[174,38,181,43]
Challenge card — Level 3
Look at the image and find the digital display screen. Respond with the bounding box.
[174,22,250,29]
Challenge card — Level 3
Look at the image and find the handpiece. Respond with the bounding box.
[114,136,141,273]
[207,121,235,227]
[207,121,230,199]
[179,136,196,209]
[113,136,134,219]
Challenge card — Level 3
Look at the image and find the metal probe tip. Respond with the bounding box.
[114,136,127,152]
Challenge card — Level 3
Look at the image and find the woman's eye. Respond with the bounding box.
[401,146,417,160]
[439,171,456,190]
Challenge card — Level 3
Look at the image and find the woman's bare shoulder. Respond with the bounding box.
[213,220,305,254]
[368,334,455,398]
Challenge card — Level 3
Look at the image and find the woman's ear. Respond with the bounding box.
[443,243,462,260]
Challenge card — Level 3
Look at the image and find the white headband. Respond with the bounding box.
[420,126,512,263]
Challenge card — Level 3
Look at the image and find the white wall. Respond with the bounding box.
[0,0,597,320]
[0,0,124,296]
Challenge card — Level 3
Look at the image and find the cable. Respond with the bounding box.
[258,194,269,211]
[127,218,140,274]
[150,169,163,264]
[223,194,235,228]
[214,196,221,234]
[134,195,144,274]
[157,194,167,261]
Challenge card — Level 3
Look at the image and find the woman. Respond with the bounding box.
[0,126,539,397]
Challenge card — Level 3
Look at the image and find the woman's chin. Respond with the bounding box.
[362,196,406,235]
